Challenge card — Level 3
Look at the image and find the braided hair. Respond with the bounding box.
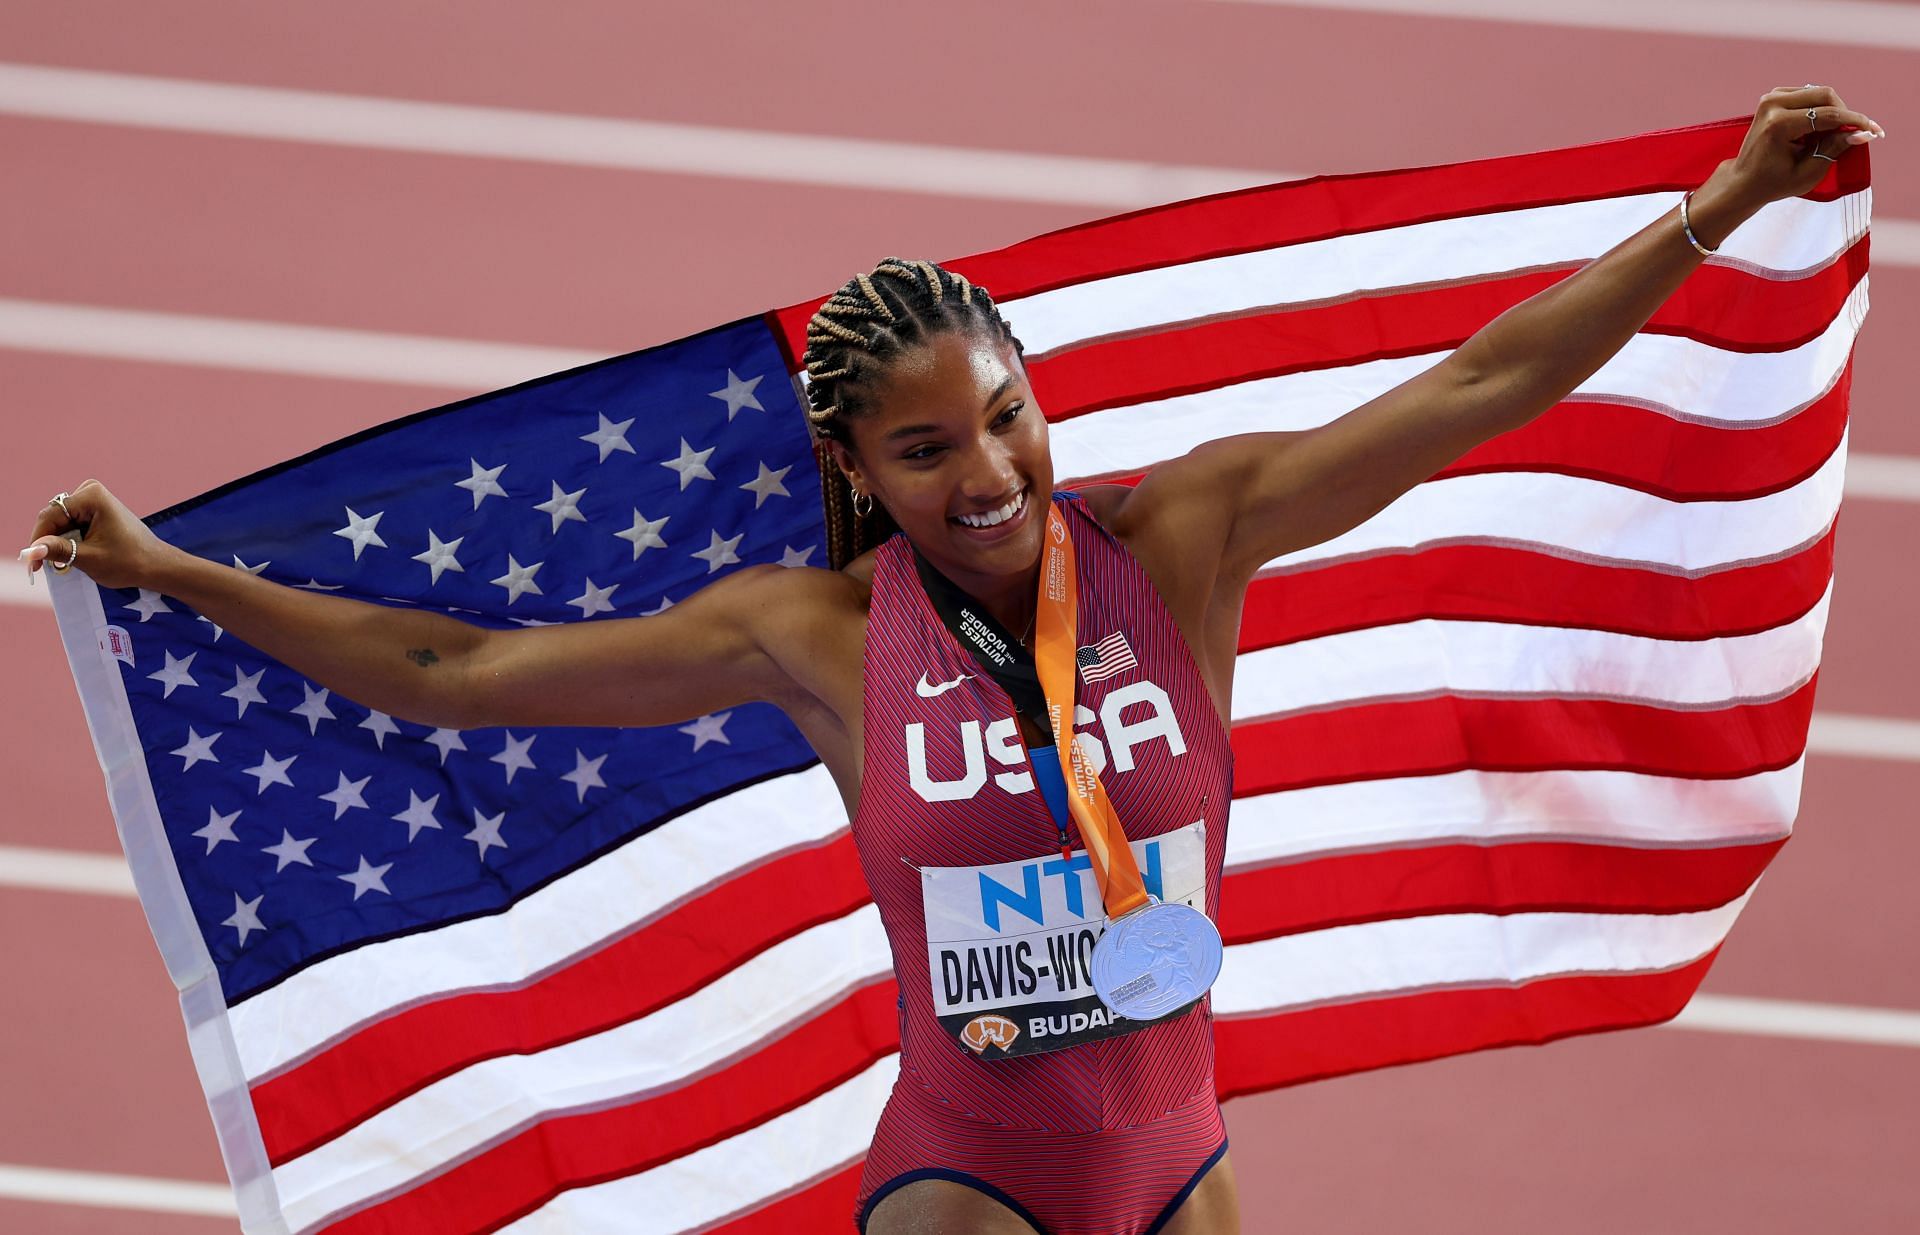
[803,258,1024,569]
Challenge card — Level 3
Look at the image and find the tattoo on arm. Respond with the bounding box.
[406,648,440,668]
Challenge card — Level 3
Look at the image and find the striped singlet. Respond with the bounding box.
[853,494,1234,1234]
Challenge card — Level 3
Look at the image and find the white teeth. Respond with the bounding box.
[956,489,1026,529]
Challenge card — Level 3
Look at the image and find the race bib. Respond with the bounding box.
[919,820,1208,1058]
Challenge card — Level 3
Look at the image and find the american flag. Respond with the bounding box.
[51,117,1866,1233]
[1076,631,1139,685]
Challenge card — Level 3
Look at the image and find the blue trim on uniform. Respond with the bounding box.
[1026,744,1073,833]
[858,1168,1046,1233]
[1143,1136,1231,1235]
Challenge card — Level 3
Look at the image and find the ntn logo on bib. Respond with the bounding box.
[920,821,1208,1057]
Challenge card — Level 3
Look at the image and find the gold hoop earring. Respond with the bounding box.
[852,490,875,518]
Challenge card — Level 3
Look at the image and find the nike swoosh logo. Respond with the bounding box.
[915,672,973,698]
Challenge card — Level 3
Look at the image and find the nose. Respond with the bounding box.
[957,431,1019,503]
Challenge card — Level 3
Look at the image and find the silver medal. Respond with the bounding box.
[1090,897,1224,1020]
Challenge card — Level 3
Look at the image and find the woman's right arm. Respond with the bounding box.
[23,481,811,733]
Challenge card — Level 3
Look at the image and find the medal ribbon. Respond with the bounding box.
[1032,502,1152,921]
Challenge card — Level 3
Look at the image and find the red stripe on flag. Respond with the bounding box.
[1213,949,1721,1096]
[252,831,872,1165]
[711,1163,866,1234]
[1218,839,1786,944]
[323,981,901,1235]
[1229,676,1817,797]
[773,120,1867,352]
[1028,243,1864,412]
[1239,527,1836,651]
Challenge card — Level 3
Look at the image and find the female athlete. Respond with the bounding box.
[19,88,1881,1234]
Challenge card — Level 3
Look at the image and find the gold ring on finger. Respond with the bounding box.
[51,531,79,573]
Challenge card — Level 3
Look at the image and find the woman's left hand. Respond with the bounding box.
[1711,84,1883,210]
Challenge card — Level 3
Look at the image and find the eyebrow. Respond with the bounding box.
[882,376,1019,441]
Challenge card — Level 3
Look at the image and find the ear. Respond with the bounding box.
[826,439,868,497]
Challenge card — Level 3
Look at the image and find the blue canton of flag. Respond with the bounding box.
[105,317,824,1002]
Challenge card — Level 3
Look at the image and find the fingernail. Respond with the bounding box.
[17,545,46,562]
[1846,131,1878,145]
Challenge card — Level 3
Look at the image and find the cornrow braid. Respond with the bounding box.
[803,256,1024,570]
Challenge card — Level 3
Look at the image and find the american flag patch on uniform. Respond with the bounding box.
[1076,631,1137,684]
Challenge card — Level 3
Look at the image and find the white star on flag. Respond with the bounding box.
[242,750,297,794]
[491,555,544,604]
[492,731,538,784]
[192,806,242,854]
[678,711,732,752]
[561,750,608,802]
[291,684,337,735]
[534,481,589,534]
[456,458,509,509]
[412,530,466,585]
[148,650,198,698]
[740,461,792,508]
[223,666,268,718]
[643,595,675,616]
[296,579,344,592]
[196,614,225,642]
[778,545,816,569]
[466,809,507,860]
[693,530,744,574]
[223,893,265,946]
[424,728,467,765]
[170,727,221,770]
[391,791,444,841]
[339,856,394,901]
[262,828,317,873]
[616,510,669,560]
[567,579,619,618]
[581,413,637,463]
[334,507,389,560]
[709,369,765,420]
[661,438,716,490]
[126,589,172,622]
[360,709,400,749]
[232,555,270,576]
[319,772,373,820]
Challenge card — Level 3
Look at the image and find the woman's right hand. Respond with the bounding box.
[19,480,178,592]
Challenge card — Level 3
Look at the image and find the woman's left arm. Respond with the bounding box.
[1123,85,1882,583]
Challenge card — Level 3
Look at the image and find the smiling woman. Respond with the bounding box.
[19,83,1883,1235]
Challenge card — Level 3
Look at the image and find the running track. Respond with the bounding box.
[2,2,1915,1231]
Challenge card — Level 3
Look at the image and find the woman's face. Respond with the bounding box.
[834,329,1053,591]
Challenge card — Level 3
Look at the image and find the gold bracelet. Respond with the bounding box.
[1679,191,1717,257]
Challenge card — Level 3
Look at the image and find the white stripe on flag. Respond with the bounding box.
[1213,890,1752,1018]
[1256,429,1844,576]
[1003,191,1867,355]
[1226,763,1803,868]
[496,1056,896,1235]
[1050,282,1863,487]
[1230,583,1829,723]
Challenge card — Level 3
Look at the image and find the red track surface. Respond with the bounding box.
[3,3,1913,1231]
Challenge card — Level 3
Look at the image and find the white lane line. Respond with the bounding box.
[0,1162,235,1217]
[1670,992,1920,1049]
[0,61,1914,261]
[1212,0,1920,49]
[0,844,135,895]
[0,62,1273,210]
[0,297,598,389]
[1845,451,1920,502]
[1808,712,1920,761]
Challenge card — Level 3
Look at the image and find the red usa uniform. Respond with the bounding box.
[853,494,1234,1234]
